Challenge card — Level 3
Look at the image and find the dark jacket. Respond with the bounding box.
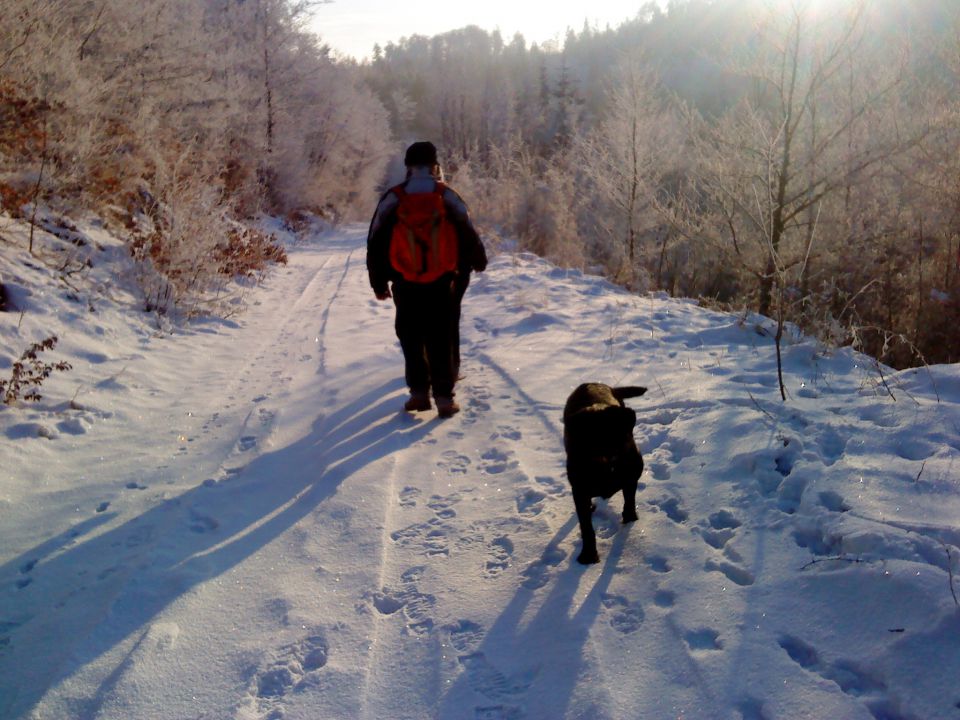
[366,168,487,296]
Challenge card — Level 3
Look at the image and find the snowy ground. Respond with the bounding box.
[1,218,959,720]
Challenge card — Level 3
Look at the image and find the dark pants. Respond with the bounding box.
[452,273,470,376]
[393,278,456,397]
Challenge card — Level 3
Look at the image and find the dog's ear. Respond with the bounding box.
[612,386,647,402]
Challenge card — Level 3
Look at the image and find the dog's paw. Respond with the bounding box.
[622,509,639,524]
[577,548,600,565]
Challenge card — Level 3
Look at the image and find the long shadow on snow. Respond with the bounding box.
[439,517,632,718]
[0,377,435,718]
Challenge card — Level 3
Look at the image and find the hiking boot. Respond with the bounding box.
[404,391,431,412]
[435,396,460,418]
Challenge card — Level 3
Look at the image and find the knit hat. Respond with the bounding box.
[404,141,438,167]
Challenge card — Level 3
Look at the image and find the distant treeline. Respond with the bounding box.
[365,0,960,368]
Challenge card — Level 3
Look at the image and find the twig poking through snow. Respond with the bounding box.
[873,359,896,402]
[800,556,864,571]
[940,541,960,609]
[747,389,776,422]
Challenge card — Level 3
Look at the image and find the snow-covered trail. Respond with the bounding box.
[4,227,721,720]
[1,231,381,716]
[3,223,960,720]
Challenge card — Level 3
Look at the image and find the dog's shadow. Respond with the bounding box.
[0,377,436,718]
[440,516,634,717]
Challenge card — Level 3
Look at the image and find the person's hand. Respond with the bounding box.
[375,288,392,300]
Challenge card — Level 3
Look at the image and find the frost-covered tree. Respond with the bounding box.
[576,55,679,289]
[680,1,922,316]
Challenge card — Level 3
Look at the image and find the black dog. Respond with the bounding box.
[563,383,646,564]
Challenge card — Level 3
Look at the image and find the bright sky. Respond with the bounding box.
[311,0,652,60]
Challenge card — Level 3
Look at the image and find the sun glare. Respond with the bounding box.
[314,0,657,60]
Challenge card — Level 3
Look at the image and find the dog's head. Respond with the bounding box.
[563,403,637,458]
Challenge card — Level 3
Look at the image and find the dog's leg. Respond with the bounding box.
[574,492,600,564]
[621,478,639,524]
[620,450,643,524]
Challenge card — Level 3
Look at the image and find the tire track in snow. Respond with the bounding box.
[315,249,355,377]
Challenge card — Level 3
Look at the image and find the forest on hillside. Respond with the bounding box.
[1,0,958,368]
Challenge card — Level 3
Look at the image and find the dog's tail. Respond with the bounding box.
[612,386,648,401]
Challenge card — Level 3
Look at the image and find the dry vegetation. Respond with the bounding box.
[1,0,957,367]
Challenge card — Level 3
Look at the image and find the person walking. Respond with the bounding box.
[366,141,487,418]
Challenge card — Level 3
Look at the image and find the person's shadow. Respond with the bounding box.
[0,377,436,718]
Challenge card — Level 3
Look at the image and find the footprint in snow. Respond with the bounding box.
[600,593,645,634]
[818,491,850,513]
[438,450,472,475]
[479,448,517,475]
[399,486,421,508]
[709,509,742,530]
[778,634,892,710]
[653,590,676,608]
[534,476,566,497]
[459,652,535,700]
[685,628,724,652]
[815,426,848,466]
[857,405,899,429]
[896,438,939,462]
[590,503,623,539]
[463,391,493,424]
[515,488,546,516]
[475,704,525,719]
[400,565,426,583]
[646,459,672,480]
[427,494,460,519]
[0,619,25,650]
[446,619,485,654]
[792,523,843,558]
[705,558,754,586]
[390,517,452,557]
[520,545,567,590]
[491,426,523,442]
[188,508,219,534]
[777,475,809,515]
[253,632,329,700]
[737,697,770,720]
[699,509,742,549]
[646,555,671,573]
[701,527,735,549]
[651,496,688,524]
[484,537,514,578]
[661,438,696,463]
[365,582,436,635]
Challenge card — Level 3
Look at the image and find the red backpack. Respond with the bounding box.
[389,183,459,283]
